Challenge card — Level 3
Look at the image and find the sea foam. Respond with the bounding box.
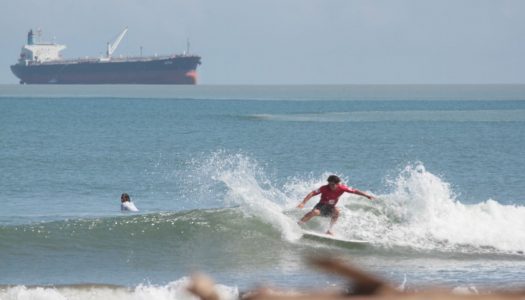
[0,278,238,300]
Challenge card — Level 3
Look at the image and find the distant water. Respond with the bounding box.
[1,85,525,300]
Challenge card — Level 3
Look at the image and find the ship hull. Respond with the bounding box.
[11,56,201,84]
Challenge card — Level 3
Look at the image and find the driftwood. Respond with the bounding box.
[187,256,525,300]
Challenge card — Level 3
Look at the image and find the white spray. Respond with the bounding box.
[190,152,525,254]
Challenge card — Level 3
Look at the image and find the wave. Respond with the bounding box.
[339,164,525,254]
[0,208,281,258]
[0,278,238,300]
[2,153,524,260]
[186,152,525,255]
[247,110,525,123]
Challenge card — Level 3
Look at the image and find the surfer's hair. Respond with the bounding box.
[327,175,341,184]
[121,193,130,202]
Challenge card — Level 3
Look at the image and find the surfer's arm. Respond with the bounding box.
[348,188,374,200]
[297,191,317,208]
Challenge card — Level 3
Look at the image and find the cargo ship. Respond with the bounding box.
[10,28,201,84]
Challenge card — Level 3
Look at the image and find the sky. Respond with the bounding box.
[1,0,524,85]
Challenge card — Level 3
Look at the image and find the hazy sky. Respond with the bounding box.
[1,0,524,84]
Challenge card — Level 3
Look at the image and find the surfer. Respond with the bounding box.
[297,175,373,235]
[120,193,139,212]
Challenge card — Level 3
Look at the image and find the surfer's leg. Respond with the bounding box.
[326,207,340,235]
[298,209,321,225]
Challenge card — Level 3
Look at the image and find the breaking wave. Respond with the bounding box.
[186,152,525,254]
[0,278,238,300]
[2,152,524,265]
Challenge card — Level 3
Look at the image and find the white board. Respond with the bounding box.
[302,230,369,247]
[121,201,139,212]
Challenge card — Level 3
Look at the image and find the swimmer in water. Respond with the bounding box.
[120,193,139,212]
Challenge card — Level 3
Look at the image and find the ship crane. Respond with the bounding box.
[104,27,128,60]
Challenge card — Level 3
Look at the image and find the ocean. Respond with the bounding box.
[1,84,524,299]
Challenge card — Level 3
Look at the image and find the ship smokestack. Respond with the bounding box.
[27,30,34,45]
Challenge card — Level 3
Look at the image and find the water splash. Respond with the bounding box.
[184,152,525,254]
[337,163,525,253]
[187,151,302,241]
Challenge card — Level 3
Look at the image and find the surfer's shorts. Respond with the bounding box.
[313,203,336,217]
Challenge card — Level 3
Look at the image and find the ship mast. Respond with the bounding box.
[105,27,128,59]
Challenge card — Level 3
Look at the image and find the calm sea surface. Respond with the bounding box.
[1,85,524,299]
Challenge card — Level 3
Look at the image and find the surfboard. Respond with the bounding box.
[121,201,139,212]
[302,230,369,247]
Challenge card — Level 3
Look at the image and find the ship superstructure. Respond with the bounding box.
[18,29,66,64]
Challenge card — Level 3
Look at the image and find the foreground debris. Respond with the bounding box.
[187,257,525,300]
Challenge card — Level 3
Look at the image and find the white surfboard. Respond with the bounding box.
[121,201,139,212]
[302,230,369,247]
